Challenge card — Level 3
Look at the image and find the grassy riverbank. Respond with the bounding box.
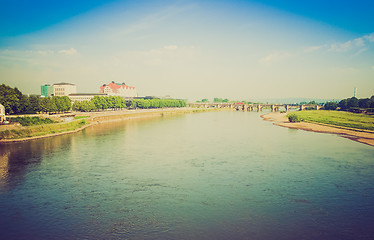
[0,119,89,140]
[0,107,227,142]
[287,110,374,131]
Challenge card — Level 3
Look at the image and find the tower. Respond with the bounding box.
[354,88,357,98]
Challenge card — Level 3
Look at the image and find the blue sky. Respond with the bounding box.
[1,0,373,100]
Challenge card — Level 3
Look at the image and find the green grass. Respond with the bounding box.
[74,116,89,120]
[0,119,90,140]
[7,116,56,126]
[287,110,374,131]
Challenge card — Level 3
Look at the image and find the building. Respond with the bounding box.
[99,81,137,98]
[41,84,53,97]
[68,93,108,103]
[0,104,5,123]
[53,83,77,96]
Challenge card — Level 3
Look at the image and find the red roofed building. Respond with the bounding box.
[99,81,137,98]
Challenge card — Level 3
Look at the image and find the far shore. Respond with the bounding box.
[0,107,226,143]
[261,112,374,147]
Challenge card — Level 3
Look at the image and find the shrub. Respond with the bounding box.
[8,116,55,126]
[288,113,302,122]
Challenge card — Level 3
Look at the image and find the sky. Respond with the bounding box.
[0,0,373,101]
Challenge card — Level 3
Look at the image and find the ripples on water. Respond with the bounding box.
[0,111,374,239]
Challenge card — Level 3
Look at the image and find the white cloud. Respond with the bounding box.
[58,48,78,56]
[122,45,198,66]
[37,50,54,56]
[364,33,374,42]
[164,45,178,50]
[259,51,292,64]
[329,33,374,52]
[303,45,323,53]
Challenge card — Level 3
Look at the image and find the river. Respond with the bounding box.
[1,111,373,239]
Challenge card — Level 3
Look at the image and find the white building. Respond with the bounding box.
[53,83,77,96]
[0,103,5,123]
[68,93,108,103]
[99,81,137,98]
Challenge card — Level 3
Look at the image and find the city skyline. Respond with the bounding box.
[1,0,373,101]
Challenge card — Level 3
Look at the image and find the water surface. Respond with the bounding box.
[1,111,373,239]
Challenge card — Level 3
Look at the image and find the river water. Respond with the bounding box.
[0,111,373,240]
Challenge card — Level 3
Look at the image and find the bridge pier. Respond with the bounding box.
[271,105,279,112]
[285,105,291,112]
[257,105,262,112]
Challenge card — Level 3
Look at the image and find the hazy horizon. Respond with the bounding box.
[1,0,373,101]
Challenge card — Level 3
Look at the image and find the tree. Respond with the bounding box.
[358,98,371,108]
[347,97,359,109]
[29,95,41,113]
[39,97,57,113]
[324,102,338,110]
[0,84,20,114]
[338,99,348,110]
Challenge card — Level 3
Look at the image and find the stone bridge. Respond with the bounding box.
[187,103,323,112]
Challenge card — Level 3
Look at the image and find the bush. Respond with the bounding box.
[288,113,302,122]
[8,116,55,126]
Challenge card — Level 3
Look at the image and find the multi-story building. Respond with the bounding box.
[99,81,137,98]
[68,93,108,103]
[40,84,53,97]
[53,83,77,96]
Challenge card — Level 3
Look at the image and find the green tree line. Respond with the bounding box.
[324,96,374,111]
[72,97,185,112]
[1,84,186,114]
[0,84,71,114]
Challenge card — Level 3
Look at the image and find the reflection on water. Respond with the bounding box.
[0,135,74,191]
[0,111,374,240]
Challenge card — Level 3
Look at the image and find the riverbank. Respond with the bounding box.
[261,112,374,147]
[0,107,226,143]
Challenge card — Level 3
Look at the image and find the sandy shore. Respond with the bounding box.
[261,112,374,147]
[0,108,222,143]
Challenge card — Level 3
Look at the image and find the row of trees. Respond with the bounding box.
[1,84,187,114]
[0,84,71,114]
[324,96,374,110]
[131,99,186,109]
[72,98,186,112]
[72,96,130,112]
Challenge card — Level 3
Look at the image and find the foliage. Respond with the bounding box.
[72,100,96,112]
[131,99,186,109]
[7,116,56,126]
[214,98,229,103]
[324,102,338,110]
[0,84,21,114]
[0,84,73,114]
[289,110,374,131]
[287,113,302,122]
[91,96,128,110]
[338,96,374,111]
